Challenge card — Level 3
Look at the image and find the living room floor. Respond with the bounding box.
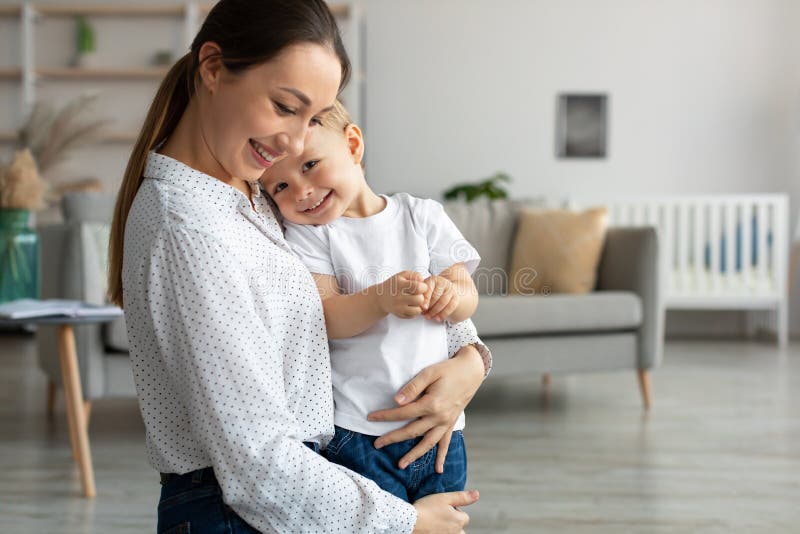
[1,334,798,533]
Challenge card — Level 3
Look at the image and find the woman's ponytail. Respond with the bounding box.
[107,53,194,306]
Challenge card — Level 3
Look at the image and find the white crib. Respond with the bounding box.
[571,195,790,346]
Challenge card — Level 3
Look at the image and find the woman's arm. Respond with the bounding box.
[369,319,490,472]
[313,271,428,339]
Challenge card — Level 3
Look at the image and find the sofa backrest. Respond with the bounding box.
[62,192,116,224]
[442,197,548,295]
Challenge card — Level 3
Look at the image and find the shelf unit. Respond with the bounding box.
[0,2,363,145]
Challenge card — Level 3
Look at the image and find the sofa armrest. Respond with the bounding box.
[595,226,664,370]
[35,223,109,399]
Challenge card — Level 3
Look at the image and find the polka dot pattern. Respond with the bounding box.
[122,152,422,533]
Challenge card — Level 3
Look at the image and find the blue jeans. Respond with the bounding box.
[157,442,320,533]
[325,426,467,503]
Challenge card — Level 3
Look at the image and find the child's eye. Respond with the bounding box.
[310,116,323,127]
[274,182,288,194]
[274,101,296,115]
[302,160,319,173]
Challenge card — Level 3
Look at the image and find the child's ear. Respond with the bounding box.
[344,124,365,165]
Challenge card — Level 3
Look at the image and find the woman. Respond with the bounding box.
[108,1,489,532]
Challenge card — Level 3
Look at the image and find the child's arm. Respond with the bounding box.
[312,271,429,339]
[422,262,478,324]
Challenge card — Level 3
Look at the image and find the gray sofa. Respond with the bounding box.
[444,199,664,408]
[35,193,663,409]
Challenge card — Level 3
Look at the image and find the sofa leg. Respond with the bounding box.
[637,369,652,410]
[47,380,57,417]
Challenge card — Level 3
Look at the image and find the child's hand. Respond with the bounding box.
[422,275,460,322]
[377,271,428,319]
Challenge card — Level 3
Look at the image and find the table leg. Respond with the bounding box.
[57,325,96,498]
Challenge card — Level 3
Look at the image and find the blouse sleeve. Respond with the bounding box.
[144,226,416,533]
[445,318,492,377]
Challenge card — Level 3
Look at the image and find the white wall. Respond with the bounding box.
[363,0,796,199]
[361,0,800,337]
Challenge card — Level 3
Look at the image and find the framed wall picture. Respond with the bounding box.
[556,93,608,159]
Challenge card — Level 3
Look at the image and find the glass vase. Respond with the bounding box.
[0,209,39,303]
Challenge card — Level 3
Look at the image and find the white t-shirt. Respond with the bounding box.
[284,193,481,435]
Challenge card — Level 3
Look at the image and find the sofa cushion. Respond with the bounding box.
[472,292,641,337]
[509,207,608,295]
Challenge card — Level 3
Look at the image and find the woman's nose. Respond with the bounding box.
[276,121,308,157]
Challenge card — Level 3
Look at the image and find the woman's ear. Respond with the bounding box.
[197,41,224,95]
[344,124,365,165]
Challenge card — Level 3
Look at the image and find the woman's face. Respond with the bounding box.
[261,123,365,226]
[198,42,342,182]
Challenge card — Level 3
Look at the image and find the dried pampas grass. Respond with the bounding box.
[0,149,45,210]
[18,93,109,176]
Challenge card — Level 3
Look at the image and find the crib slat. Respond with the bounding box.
[662,203,675,294]
[724,201,735,290]
[756,201,768,286]
[632,204,643,226]
[767,202,777,289]
[693,202,704,292]
[677,201,689,292]
[741,202,752,289]
[709,201,720,293]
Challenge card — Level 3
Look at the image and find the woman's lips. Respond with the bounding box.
[248,139,278,168]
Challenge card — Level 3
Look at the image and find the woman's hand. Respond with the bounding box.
[412,490,479,534]
[368,344,485,471]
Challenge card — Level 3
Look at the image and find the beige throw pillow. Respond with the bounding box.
[509,207,609,295]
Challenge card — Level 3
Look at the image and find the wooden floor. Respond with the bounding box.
[1,333,798,533]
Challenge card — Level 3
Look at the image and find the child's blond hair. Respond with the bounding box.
[323,100,364,169]
[323,99,352,132]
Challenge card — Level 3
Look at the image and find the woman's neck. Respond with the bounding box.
[160,100,252,200]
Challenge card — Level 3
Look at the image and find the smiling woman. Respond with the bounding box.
[105,1,487,533]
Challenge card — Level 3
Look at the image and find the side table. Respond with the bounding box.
[1,314,121,498]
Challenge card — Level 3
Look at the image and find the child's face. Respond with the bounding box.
[260,123,365,226]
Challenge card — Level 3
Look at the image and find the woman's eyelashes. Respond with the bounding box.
[274,101,296,116]
[274,101,323,127]
[302,160,319,173]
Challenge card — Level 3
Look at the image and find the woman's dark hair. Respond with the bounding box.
[108,0,350,306]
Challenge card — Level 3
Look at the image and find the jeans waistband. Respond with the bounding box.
[159,441,320,486]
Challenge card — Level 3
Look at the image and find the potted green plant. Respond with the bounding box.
[443,172,512,203]
[74,16,97,68]
[0,150,44,303]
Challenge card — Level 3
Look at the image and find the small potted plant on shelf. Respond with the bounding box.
[73,16,97,68]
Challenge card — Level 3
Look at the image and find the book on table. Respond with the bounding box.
[0,299,123,320]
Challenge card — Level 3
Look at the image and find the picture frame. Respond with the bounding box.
[556,93,609,159]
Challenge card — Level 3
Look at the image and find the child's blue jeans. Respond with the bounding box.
[325,425,467,503]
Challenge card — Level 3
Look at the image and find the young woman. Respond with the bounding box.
[107,1,489,532]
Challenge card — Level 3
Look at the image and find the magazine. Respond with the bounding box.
[0,299,123,320]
